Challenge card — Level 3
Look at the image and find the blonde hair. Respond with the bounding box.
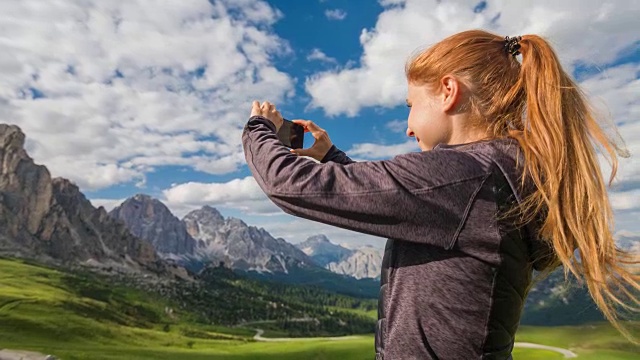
[406,29,639,341]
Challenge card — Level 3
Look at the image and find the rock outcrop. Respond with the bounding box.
[296,234,383,279]
[296,234,353,267]
[110,194,197,255]
[0,124,159,268]
[183,206,312,273]
[327,245,382,280]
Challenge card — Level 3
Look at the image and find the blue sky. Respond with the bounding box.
[1,0,639,247]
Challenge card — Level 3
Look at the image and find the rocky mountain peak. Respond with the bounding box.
[183,206,226,239]
[227,217,247,228]
[294,234,384,279]
[179,206,314,273]
[132,193,153,202]
[327,245,383,280]
[0,123,159,269]
[0,124,26,152]
[183,206,225,223]
[296,234,354,267]
[110,194,196,255]
[200,205,224,217]
[306,234,331,244]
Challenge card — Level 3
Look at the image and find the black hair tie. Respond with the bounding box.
[504,36,522,57]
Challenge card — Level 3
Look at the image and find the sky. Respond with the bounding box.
[0,0,639,248]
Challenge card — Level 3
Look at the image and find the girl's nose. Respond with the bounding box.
[406,128,414,137]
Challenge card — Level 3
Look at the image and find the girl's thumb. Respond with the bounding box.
[290,148,307,156]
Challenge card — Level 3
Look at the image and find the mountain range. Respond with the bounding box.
[296,234,382,279]
[108,193,384,279]
[1,123,638,327]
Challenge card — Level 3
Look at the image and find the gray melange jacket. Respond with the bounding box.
[242,116,555,360]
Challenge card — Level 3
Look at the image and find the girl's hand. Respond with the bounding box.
[289,119,333,162]
[250,100,284,131]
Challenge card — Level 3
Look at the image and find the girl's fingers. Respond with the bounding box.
[292,119,324,136]
[250,100,261,116]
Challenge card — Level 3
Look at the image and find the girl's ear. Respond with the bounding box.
[440,75,461,113]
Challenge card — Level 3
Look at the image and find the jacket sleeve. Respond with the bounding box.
[321,145,355,165]
[242,116,491,249]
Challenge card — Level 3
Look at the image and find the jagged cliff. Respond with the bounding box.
[183,206,313,273]
[0,124,159,269]
[110,194,198,256]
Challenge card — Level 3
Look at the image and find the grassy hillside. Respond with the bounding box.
[185,266,377,336]
[1,257,638,359]
[515,324,640,360]
[0,257,374,359]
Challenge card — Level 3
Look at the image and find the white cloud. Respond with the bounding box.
[378,0,406,6]
[614,210,640,235]
[385,119,407,133]
[162,175,280,217]
[347,140,419,160]
[0,0,294,191]
[609,189,640,212]
[325,9,347,21]
[89,198,126,212]
[580,63,640,192]
[307,48,337,64]
[306,0,640,116]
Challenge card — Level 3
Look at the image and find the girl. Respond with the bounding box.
[242,30,639,359]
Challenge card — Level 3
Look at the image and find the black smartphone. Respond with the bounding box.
[277,118,304,149]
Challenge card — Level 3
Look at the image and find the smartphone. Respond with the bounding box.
[277,118,304,149]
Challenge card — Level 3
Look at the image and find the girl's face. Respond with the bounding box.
[405,82,452,151]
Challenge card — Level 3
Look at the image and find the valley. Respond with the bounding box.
[1,257,638,360]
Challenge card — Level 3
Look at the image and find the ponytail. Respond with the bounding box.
[512,35,639,342]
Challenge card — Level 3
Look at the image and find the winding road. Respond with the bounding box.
[0,334,578,359]
[0,349,55,360]
[252,329,579,358]
[514,342,578,358]
[253,328,360,342]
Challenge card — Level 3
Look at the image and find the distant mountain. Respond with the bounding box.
[297,234,353,266]
[105,196,380,298]
[183,206,314,273]
[327,245,382,280]
[109,194,198,256]
[615,230,640,252]
[296,235,383,280]
[522,270,604,325]
[104,191,385,281]
[241,263,380,299]
[0,124,159,270]
[522,233,640,325]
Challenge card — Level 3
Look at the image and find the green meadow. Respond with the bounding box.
[1,258,638,359]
